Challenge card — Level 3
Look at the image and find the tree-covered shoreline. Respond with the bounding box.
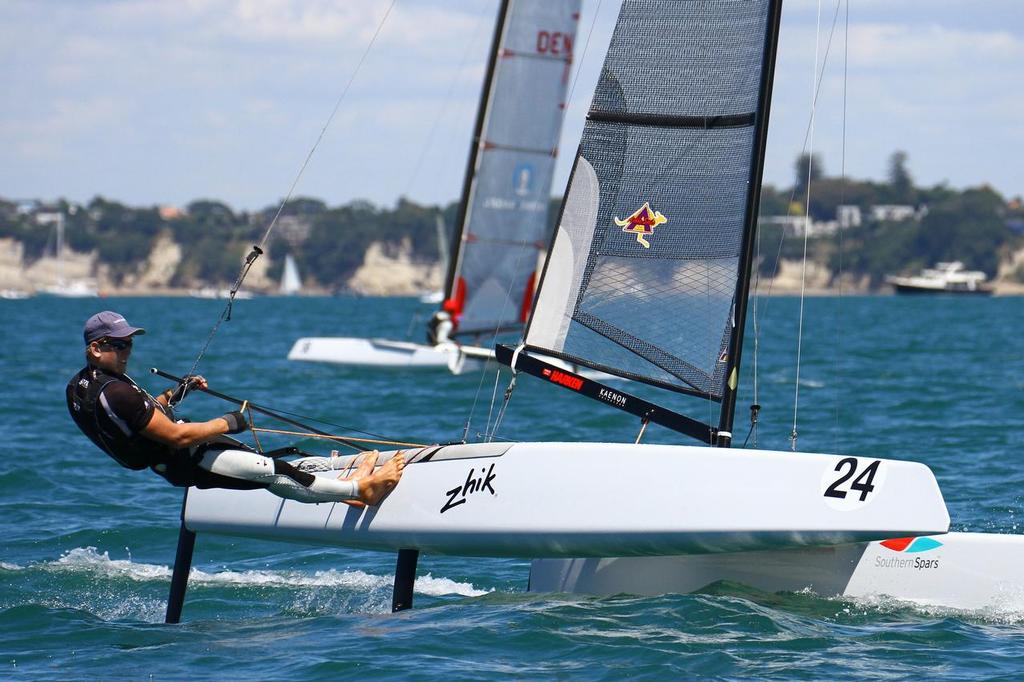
[3,152,1022,291]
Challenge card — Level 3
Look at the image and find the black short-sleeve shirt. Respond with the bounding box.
[97,379,157,437]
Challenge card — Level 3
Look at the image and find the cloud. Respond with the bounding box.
[848,23,1023,67]
[3,0,1022,208]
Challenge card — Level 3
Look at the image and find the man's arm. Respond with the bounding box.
[141,408,244,449]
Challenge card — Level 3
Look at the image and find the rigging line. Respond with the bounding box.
[257,0,397,250]
[400,6,490,199]
[154,366,402,444]
[707,261,714,442]
[792,0,826,451]
[483,364,503,441]
[490,371,517,440]
[758,0,845,305]
[176,0,398,394]
[463,234,530,440]
[250,427,428,449]
[833,0,850,453]
[240,403,407,444]
[751,192,762,448]
[564,0,603,118]
[177,245,263,400]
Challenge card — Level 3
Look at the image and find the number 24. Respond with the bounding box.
[824,458,880,502]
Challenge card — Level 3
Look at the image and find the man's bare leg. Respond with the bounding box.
[355,453,406,506]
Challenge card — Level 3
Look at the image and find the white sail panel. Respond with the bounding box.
[280,254,302,295]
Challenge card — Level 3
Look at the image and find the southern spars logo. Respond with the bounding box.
[614,201,666,248]
[880,537,943,553]
[875,536,943,570]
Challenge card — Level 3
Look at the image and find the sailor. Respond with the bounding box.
[66,311,404,505]
[426,299,459,346]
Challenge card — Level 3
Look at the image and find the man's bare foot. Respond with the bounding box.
[356,453,406,506]
[341,450,379,481]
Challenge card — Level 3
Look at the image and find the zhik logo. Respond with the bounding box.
[441,463,496,513]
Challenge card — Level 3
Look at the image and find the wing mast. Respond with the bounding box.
[716,0,784,446]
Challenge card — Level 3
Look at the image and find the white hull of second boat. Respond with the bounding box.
[184,442,949,558]
[285,338,607,377]
[287,337,488,372]
[38,281,98,297]
[529,532,1024,612]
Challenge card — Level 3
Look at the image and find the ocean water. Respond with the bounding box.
[2,294,1023,679]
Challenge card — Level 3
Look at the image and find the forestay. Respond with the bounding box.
[526,0,775,401]
[446,0,580,338]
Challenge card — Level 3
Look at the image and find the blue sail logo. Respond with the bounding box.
[614,202,667,248]
[513,163,534,197]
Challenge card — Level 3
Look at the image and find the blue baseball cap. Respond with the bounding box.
[83,311,146,345]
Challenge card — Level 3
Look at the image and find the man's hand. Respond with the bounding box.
[166,375,209,404]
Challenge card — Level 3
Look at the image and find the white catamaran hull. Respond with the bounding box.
[285,338,609,378]
[287,337,488,372]
[529,532,1024,611]
[184,442,949,558]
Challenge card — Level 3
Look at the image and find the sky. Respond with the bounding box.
[1,0,1021,213]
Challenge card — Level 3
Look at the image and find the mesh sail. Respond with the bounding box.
[526,0,773,400]
[447,0,581,338]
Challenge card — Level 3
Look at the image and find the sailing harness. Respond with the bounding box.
[66,366,177,471]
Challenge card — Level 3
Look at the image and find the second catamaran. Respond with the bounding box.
[288,0,580,372]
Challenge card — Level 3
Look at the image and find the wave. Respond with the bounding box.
[811,589,1024,625]
[34,547,488,598]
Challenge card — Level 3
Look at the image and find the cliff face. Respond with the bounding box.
[11,239,97,290]
[347,238,443,296]
[120,232,181,289]
[1,233,1021,296]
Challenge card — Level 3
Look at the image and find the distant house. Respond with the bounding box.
[870,204,926,222]
[15,199,40,216]
[758,202,929,239]
[760,215,805,234]
[35,211,63,226]
[159,205,185,220]
[275,215,312,247]
[836,205,861,229]
[760,215,839,238]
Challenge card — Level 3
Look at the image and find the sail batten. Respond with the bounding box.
[588,111,756,129]
[524,0,779,406]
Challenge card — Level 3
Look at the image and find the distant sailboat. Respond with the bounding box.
[189,287,254,300]
[279,254,302,295]
[417,214,449,304]
[288,0,580,372]
[37,212,98,297]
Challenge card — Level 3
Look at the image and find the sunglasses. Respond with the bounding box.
[98,337,133,351]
